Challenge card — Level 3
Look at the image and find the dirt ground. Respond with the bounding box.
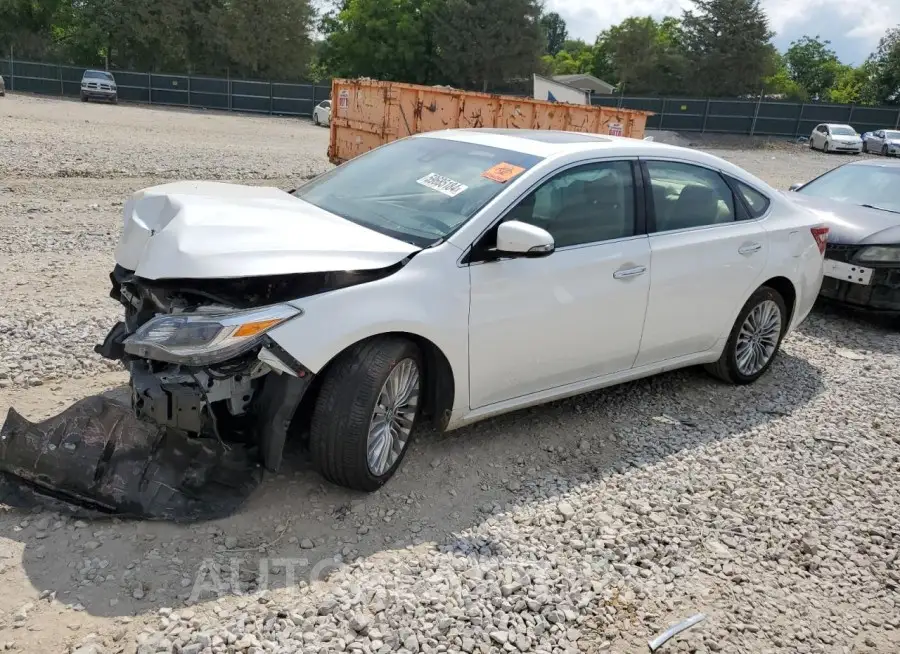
[0,94,898,654]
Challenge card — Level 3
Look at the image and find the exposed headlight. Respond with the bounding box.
[857,246,900,263]
[123,304,301,366]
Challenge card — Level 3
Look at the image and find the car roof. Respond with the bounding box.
[823,123,853,128]
[420,128,686,157]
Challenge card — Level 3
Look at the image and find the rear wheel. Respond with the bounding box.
[309,337,423,491]
[882,144,889,157]
[705,286,787,385]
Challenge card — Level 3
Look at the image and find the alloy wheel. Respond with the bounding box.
[735,300,782,377]
[366,358,420,476]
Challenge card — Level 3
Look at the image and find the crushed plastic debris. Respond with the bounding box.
[0,395,262,521]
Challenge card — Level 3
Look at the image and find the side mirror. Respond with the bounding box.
[789,183,803,192]
[496,220,555,257]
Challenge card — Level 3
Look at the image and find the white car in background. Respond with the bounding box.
[809,123,863,154]
[313,100,331,126]
[91,130,828,492]
[862,129,900,156]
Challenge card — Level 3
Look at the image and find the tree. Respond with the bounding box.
[541,39,593,75]
[763,51,808,101]
[827,63,875,104]
[320,0,438,84]
[866,27,900,104]
[593,16,686,95]
[431,0,544,91]
[681,0,775,97]
[784,35,839,99]
[540,11,567,56]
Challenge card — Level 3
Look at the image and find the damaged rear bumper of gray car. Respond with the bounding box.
[0,266,322,521]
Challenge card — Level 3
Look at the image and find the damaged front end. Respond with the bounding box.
[0,266,374,520]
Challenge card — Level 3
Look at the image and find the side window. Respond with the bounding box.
[645,161,735,232]
[734,180,770,218]
[505,161,635,248]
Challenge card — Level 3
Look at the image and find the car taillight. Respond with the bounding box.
[811,226,829,255]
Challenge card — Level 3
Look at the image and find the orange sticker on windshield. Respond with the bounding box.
[482,162,526,183]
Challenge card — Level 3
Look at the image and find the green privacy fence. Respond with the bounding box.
[590,95,900,138]
[0,57,331,117]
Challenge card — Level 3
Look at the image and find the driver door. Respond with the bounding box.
[466,159,651,409]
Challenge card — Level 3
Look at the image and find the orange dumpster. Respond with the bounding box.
[327,78,653,165]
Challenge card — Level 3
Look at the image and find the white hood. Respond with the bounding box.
[115,181,420,280]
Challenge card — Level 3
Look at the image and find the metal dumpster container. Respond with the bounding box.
[327,78,653,164]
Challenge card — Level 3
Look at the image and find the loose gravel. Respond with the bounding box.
[0,95,898,654]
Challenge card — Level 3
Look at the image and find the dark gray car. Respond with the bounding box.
[80,69,118,103]
[788,159,900,313]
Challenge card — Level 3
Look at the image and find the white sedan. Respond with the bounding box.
[97,130,828,491]
[809,123,863,154]
[313,100,331,126]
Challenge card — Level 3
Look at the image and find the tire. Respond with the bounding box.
[81,94,88,102]
[704,286,787,385]
[824,141,830,153]
[111,96,118,105]
[809,138,815,150]
[309,336,423,491]
[862,141,868,153]
[313,112,319,126]
[882,144,889,157]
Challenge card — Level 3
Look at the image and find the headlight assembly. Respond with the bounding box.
[123,304,301,366]
[856,246,900,263]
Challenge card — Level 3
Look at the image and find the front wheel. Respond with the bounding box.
[882,144,889,157]
[862,141,868,153]
[313,112,319,126]
[705,286,787,385]
[309,337,423,491]
[824,141,831,153]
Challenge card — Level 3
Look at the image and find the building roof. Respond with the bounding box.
[553,74,615,94]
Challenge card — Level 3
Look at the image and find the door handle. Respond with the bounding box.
[738,242,762,255]
[613,265,647,280]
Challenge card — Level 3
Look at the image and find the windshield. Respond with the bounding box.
[886,131,900,140]
[796,164,900,212]
[84,71,114,81]
[294,137,543,246]
[830,126,856,136]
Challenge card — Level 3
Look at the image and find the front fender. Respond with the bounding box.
[265,247,471,415]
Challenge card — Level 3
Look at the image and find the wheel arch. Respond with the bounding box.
[759,276,797,330]
[292,331,457,438]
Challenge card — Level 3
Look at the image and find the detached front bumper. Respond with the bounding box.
[819,254,900,313]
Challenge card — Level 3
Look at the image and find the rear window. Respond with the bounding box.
[294,137,543,247]
[735,181,770,217]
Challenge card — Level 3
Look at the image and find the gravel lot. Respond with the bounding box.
[0,94,898,654]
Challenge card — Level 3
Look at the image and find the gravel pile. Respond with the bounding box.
[0,96,897,654]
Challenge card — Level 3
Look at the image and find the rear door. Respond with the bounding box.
[634,159,769,367]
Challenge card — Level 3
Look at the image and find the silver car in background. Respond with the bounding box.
[862,129,900,156]
[809,123,863,154]
[80,69,118,103]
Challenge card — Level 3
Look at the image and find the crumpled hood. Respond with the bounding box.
[784,192,900,244]
[115,181,420,280]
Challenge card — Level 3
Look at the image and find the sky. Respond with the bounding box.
[546,0,897,65]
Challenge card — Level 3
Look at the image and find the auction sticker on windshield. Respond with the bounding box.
[482,162,526,183]
[417,173,468,197]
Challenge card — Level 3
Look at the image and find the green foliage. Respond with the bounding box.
[681,0,774,97]
[430,0,544,90]
[784,35,839,99]
[593,16,685,94]
[540,11,567,56]
[319,0,437,84]
[763,52,808,101]
[827,63,875,105]
[542,39,593,75]
[866,27,900,104]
